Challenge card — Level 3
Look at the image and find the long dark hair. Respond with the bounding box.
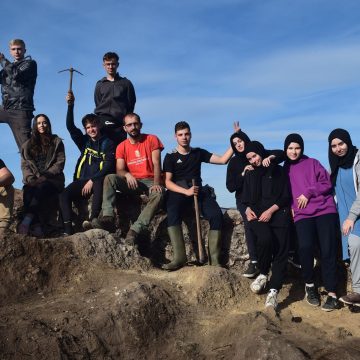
[29,114,54,157]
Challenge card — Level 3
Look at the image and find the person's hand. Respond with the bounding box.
[233,121,240,133]
[125,173,138,190]
[149,184,163,194]
[342,219,354,236]
[259,208,274,222]
[66,91,75,105]
[82,179,93,196]
[262,155,275,167]
[242,164,254,176]
[245,207,257,221]
[185,185,199,197]
[297,194,309,209]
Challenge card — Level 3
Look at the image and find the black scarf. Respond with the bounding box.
[244,141,267,204]
[328,128,358,186]
[230,130,251,161]
[284,133,304,164]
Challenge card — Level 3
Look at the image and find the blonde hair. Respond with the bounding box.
[9,39,26,48]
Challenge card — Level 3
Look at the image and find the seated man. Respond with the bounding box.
[93,113,164,245]
[59,92,115,235]
[162,121,233,271]
[0,159,15,230]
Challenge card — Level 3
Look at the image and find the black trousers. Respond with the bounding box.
[295,213,338,293]
[166,188,223,230]
[23,181,59,219]
[59,177,104,222]
[237,200,257,262]
[0,107,32,151]
[249,220,290,291]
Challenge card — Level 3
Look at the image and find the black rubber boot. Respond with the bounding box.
[162,226,187,271]
[208,230,222,266]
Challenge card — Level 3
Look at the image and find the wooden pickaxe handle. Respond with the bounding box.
[192,179,205,263]
[69,68,73,92]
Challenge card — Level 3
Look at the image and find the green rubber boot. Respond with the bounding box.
[162,226,187,271]
[208,230,222,266]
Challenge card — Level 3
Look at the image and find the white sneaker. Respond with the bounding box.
[250,274,267,294]
[265,289,278,309]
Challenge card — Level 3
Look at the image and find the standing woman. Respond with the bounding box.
[19,114,65,236]
[241,141,291,310]
[329,129,360,307]
[226,130,259,277]
[284,133,339,311]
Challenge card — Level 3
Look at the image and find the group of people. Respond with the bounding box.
[226,128,360,312]
[1,39,359,313]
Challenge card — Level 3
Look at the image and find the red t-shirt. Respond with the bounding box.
[116,134,164,179]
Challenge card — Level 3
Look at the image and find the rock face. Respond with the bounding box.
[1,191,360,359]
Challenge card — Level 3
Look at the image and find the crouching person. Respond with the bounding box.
[60,92,115,235]
[93,113,164,245]
[162,121,233,271]
[0,159,15,231]
[241,141,291,311]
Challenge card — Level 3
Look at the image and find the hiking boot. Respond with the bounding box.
[30,224,44,238]
[265,289,278,310]
[208,230,222,266]
[92,216,115,232]
[82,220,93,231]
[63,221,73,236]
[339,292,360,306]
[322,295,340,312]
[242,262,260,278]
[125,229,138,246]
[162,226,187,271]
[250,274,267,294]
[305,285,320,307]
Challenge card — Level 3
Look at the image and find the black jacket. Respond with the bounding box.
[0,56,37,111]
[94,73,136,127]
[66,105,115,181]
[241,164,291,227]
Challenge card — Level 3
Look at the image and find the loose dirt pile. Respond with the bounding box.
[0,227,359,359]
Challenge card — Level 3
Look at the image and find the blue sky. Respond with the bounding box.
[1,0,360,207]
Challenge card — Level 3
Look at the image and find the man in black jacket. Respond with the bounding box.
[60,92,115,235]
[0,39,37,150]
[94,52,136,145]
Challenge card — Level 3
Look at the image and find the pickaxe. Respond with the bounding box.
[58,67,84,92]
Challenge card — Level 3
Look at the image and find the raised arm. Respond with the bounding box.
[209,146,234,164]
[66,91,84,150]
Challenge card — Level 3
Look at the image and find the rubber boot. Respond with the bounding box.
[208,230,222,266]
[162,226,187,271]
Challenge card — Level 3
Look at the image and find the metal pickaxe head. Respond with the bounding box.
[58,67,84,92]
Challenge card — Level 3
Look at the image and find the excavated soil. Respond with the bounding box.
[0,228,360,360]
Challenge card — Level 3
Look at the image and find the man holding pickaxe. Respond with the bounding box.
[94,52,136,145]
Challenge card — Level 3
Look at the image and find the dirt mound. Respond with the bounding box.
[1,204,360,359]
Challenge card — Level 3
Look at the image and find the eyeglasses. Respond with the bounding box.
[125,122,140,128]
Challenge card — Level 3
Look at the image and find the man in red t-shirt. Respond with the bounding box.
[93,113,164,245]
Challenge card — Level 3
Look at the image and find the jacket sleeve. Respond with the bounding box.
[274,168,291,209]
[226,158,244,193]
[91,140,115,180]
[20,145,38,184]
[266,149,286,164]
[240,173,251,206]
[303,160,333,199]
[42,140,66,178]
[66,104,85,151]
[127,80,136,112]
[94,81,101,107]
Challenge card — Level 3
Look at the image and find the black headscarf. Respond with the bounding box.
[284,133,304,164]
[230,130,251,160]
[328,128,358,186]
[245,140,266,158]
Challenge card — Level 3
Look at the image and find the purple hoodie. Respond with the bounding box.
[285,156,337,222]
